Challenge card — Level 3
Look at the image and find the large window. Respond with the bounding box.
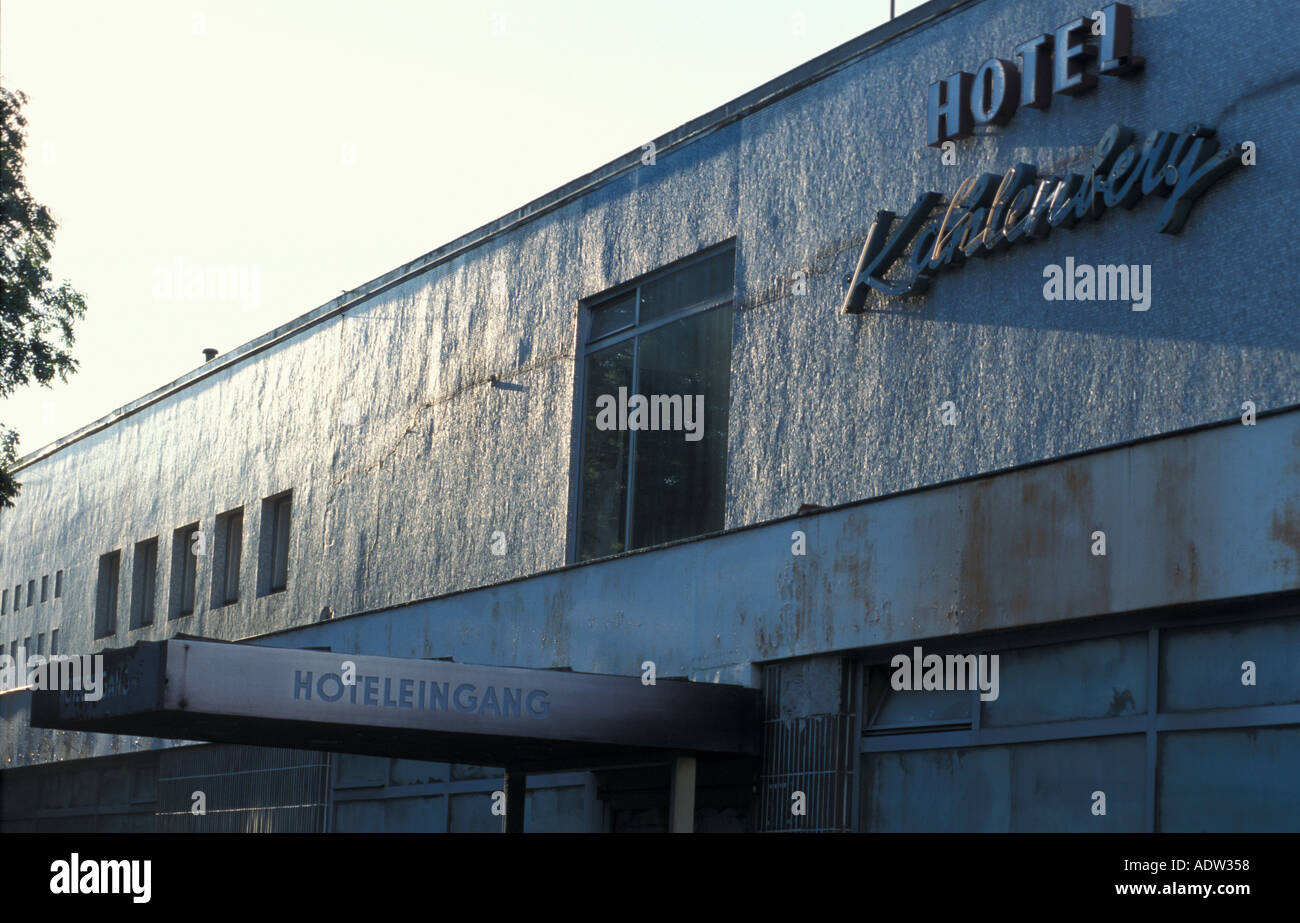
[575,245,735,562]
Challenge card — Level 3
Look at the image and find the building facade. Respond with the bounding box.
[2,0,1298,832]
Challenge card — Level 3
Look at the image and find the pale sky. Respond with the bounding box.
[2,0,923,454]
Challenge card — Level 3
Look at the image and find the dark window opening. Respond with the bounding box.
[213,508,244,607]
[170,523,200,619]
[94,551,121,639]
[259,492,292,595]
[131,538,159,628]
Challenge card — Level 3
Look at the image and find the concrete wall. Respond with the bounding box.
[1,0,1297,769]
[261,409,1300,674]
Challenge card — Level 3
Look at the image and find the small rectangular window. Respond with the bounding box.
[36,633,45,655]
[131,538,159,629]
[259,492,292,595]
[55,570,63,598]
[170,524,200,619]
[50,629,58,655]
[1161,617,1300,712]
[863,664,973,734]
[40,575,49,602]
[26,580,34,607]
[213,508,244,607]
[1,589,7,614]
[12,585,19,608]
[94,551,121,639]
[982,634,1147,727]
[272,499,291,589]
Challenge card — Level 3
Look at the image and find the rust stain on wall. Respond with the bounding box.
[1269,501,1300,563]
[958,482,993,630]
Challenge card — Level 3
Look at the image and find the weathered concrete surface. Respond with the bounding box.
[1,0,1297,769]
[257,409,1300,671]
[3,399,1297,769]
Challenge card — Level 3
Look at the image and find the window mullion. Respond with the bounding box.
[624,334,640,553]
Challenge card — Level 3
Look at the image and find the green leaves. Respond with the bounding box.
[0,87,87,507]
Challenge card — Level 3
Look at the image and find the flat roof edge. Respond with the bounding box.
[13,0,980,470]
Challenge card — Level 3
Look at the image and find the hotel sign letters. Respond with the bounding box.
[928,2,1143,147]
[843,3,1244,310]
[31,639,762,764]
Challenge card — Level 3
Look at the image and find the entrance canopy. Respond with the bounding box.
[30,639,760,772]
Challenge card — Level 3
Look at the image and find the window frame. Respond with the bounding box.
[570,242,736,564]
[170,523,201,619]
[213,507,245,607]
[853,599,1300,833]
[131,537,159,629]
[259,491,293,596]
[94,550,122,639]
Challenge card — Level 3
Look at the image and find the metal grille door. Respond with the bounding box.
[758,660,856,832]
[157,744,330,832]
